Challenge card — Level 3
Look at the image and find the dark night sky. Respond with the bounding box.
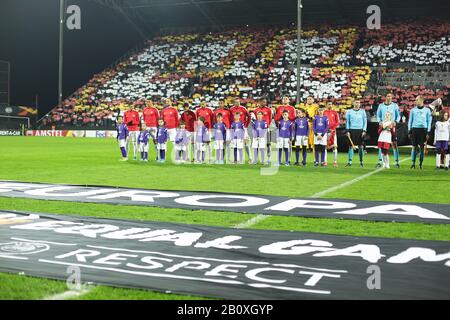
[0,0,144,117]
[1,0,448,117]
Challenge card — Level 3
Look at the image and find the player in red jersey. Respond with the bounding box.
[253,99,274,164]
[160,98,180,142]
[275,96,296,123]
[324,101,340,167]
[230,98,252,163]
[214,101,232,162]
[142,100,159,159]
[181,102,196,162]
[196,101,215,129]
[123,104,141,160]
[274,96,296,163]
[142,100,159,134]
[195,101,215,163]
[214,100,232,128]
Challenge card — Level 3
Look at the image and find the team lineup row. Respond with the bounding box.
[115,95,450,170]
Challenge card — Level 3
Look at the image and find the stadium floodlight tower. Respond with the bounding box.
[58,0,65,107]
[296,0,303,105]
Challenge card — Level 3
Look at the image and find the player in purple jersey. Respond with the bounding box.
[277,110,293,166]
[174,121,189,163]
[155,119,168,163]
[213,114,227,164]
[195,117,210,164]
[293,109,310,166]
[138,123,150,162]
[116,116,129,161]
[251,111,268,164]
[313,106,330,166]
[230,112,245,164]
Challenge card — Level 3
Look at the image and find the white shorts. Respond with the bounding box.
[147,127,157,139]
[168,128,177,142]
[314,133,328,146]
[230,139,244,149]
[174,144,187,152]
[252,137,267,149]
[196,142,206,152]
[129,131,139,144]
[157,143,166,150]
[277,137,291,149]
[119,139,127,148]
[225,129,232,142]
[295,135,309,146]
[214,140,225,150]
[139,143,149,152]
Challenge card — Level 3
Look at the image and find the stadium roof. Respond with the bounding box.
[91,0,450,37]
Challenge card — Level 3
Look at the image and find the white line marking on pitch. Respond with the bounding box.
[234,214,270,229]
[43,288,91,300]
[311,157,409,198]
[233,158,409,229]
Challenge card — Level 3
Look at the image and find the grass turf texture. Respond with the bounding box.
[0,136,449,300]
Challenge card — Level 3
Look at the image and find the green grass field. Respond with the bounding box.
[0,136,449,300]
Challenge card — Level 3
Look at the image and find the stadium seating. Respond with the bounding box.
[39,21,449,129]
[357,21,450,66]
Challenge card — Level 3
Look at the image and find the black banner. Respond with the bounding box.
[0,130,21,136]
[0,181,449,224]
[0,211,449,299]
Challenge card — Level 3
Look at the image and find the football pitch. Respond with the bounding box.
[0,136,449,300]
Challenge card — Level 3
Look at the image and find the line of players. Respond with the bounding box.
[116,96,340,166]
[116,94,450,169]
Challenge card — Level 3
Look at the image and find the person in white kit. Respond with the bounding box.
[377,111,396,169]
[434,110,450,170]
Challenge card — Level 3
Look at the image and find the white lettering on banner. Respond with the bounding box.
[245,268,295,284]
[0,213,40,221]
[93,253,138,266]
[11,221,80,231]
[313,244,384,263]
[139,232,203,246]
[44,247,344,294]
[101,228,175,240]
[259,240,334,255]
[10,221,450,267]
[174,195,270,207]
[54,224,120,238]
[194,236,247,250]
[89,190,180,203]
[299,271,341,286]
[205,264,248,279]
[25,186,112,198]
[265,200,356,211]
[387,248,450,266]
[55,249,101,262]
[336,205,450,220]
[127,256,173,270]
[165,261,211,273]
[1,182,448,222]
[33,130,64,137]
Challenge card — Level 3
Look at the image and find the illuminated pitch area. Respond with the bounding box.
[0,136,449,299]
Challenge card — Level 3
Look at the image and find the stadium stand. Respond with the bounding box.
[38,21,449,130]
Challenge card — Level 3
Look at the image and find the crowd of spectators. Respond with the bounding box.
[39,21,449,130]
[357,21,450,66]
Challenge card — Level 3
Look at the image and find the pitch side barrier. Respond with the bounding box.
[24,124,416,151]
